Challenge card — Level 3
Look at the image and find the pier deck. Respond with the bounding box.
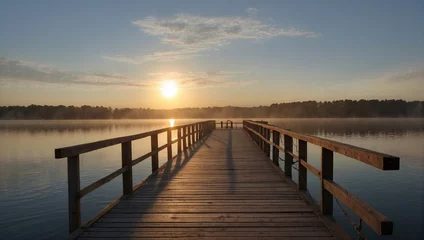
[77,129,337,239]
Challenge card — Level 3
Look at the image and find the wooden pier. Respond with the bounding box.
[55,120,400,239]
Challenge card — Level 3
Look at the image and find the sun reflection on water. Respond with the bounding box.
[169,119,175,127]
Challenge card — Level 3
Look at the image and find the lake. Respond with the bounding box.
[0,119,422,239]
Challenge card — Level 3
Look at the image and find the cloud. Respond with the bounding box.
[104,48,203,64]
[147,71,250,88]
[105,13,317,64]
[386,68,424,83]
[133,14,317,47]
[245,8,258,15]
[0,57,147,87]
[0,57,251,89]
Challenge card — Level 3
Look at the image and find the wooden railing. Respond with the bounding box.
[55,120,215,234]
[243,120,400,236]
[216,120,243,129]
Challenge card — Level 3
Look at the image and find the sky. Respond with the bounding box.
[0,0,423,109]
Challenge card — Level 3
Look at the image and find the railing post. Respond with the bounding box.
[321,147,334,215]
[183,126,187,150]
[191,125,195,144]
[284,135,293,177]
[67,155,80,233]
[122,141,133,195]
[298,140,307,190]
[272,130,280,166]
[221,121,223,129]
[177,127,182,153]
[167,129,172,161]
[151,134,158,172]
[261,126,265,151]
[264,127,270,157]
[188,125,192,147]
[195,124,198,141]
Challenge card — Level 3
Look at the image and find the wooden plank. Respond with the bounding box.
[67,155,80,234]
[321,147,333,215]
[72,129,342,240]
[244,120,399,170]
[324,180,393,235]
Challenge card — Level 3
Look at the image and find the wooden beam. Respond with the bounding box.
[55,121,213,159]
[244,121,399,170]
[167,130,172,161]
[284,135,293,178]
[67,155,80,233]
[321,147,333,215]
[188,126,192,147]
[121,142,133,195]
[324,180,393,235]
[79,165,128,198]
[191,125,195,145]
[177,128,182,153]
[272,130,280,166]
[264,128,270,157]
[298,140,307,190]
[151,134,158,172]
[183,127,187,150]
[300,160,321,178]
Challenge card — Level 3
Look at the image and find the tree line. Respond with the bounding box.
[0,100,422,119]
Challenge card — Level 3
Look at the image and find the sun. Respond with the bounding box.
[161,80,178,99]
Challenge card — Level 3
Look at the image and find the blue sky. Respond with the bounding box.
[0,0,423,108]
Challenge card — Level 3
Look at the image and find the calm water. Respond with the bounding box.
[0,119,422,239]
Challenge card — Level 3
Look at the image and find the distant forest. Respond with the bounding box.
[0,100,422,119]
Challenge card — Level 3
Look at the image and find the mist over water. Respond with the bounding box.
[0,119,422,239]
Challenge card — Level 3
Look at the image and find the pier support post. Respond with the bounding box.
[183,127,188,149]
[177,128,182,153]
[272,130,280,165]
[298,140,307,190]
[284,135,293,177]
[122,141,133,195]
[167,129,172,161]
[264,128,270,157]
[151,134,158,172]
[67,155,81,233]
[321,147,334,215]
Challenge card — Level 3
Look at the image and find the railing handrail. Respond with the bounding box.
[55,121,213,158]
[242,120,400,236]
[244,120,399,170]
[55,120,215,235]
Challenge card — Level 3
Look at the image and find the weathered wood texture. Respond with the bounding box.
[76,129,337,240]
[244,120,399,170]
[243,120,397,237]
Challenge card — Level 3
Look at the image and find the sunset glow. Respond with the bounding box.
[161,81,177,99]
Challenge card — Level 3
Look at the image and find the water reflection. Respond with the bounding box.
[0,118,422,240]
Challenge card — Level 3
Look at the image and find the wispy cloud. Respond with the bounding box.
[245,8,258,15]
[0,57,251,88]
[386,68,424,83]
[147,71,249,88]
[0,57,147,87]
[105,12,317,64]
[103,48,203,64]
